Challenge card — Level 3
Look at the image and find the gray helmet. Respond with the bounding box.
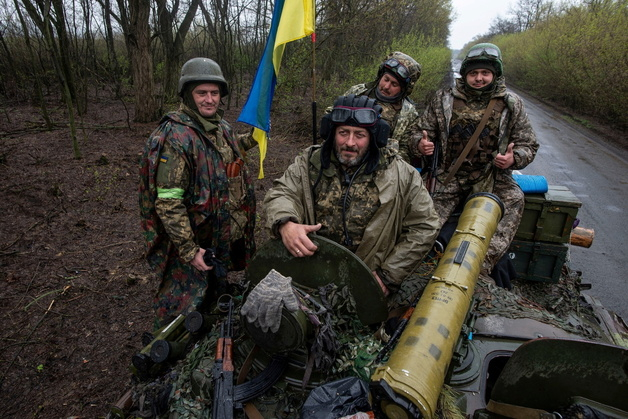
[460,43,503,78]
[178,57,229,97]
[377,51,422,97]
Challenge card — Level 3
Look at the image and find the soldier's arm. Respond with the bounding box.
[505,95,539,169]
[155,141,198,262]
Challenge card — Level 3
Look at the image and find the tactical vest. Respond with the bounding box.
[446,97,506,183]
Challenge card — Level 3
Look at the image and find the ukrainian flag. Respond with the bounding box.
[237,0,315,178]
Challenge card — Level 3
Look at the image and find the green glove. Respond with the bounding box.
[241,269,299,333]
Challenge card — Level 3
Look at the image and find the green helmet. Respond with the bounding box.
[178,57,229,97]
[460,43,503,78]
[377,51,422,97]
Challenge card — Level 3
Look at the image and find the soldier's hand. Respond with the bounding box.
[418,130,434,156]
[278,221,321,257]
[494,143,515,169]
[373,271,390,297]
[191,249,213,271]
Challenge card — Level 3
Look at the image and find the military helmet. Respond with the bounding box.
[460,43,503,78]
[377,51,422,97]
[320,94,390,148]
[178,57,229,97]
[319,94,390,174]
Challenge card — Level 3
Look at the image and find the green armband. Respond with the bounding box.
[157,187,185,199]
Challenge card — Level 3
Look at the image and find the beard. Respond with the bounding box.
[335,144,367,167]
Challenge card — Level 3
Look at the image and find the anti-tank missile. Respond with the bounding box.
[371,193,504,419]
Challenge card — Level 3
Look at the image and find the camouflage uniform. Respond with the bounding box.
[341,52,422,164]
[139,105,256,328]
[263,143,440,298]
[410,76,538,272]
[344,83,418,162]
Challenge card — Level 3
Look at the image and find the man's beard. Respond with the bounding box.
[335,145,367,167]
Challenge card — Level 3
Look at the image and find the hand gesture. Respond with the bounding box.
[418,130,434,156]
[494,143,515,169]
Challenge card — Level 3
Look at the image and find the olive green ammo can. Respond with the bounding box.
[515,185,581,243]
[509,240,569,283]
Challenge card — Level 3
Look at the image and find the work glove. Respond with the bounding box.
[240,269,299,333]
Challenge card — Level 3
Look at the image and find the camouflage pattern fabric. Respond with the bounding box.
[410,77,538,175]
[310,152,380,253]
[432,172,524,272]
[409,77,538,273]
[343,83,419,163]
[139,109,256,329]
[263,144,441,295]
[445,97,507,181]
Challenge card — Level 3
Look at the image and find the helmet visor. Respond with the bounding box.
[467,46,500,59]
[383,58,411,83]
[330,106,378,126]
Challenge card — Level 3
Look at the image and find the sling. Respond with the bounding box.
[439,98,498,191]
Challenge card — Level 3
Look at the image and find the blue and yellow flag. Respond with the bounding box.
[237,0,315,178]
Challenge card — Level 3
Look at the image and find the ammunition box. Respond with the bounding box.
[515,185,582,243]
[509,240,569,283]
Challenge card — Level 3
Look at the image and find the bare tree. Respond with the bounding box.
[488,15,520,36]
[197,0,239,105]
[154,0,200,101]
[11,0,52,128]
[114,0,160,122]
[509,0,554,32]
[19,0,82,157]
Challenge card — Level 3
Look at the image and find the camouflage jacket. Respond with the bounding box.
[139,111,256,276]
[410,77,538,178]
[344,83,419,163]
[263,145,440,290]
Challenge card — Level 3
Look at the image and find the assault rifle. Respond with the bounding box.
[425,139,440,196]
[212,297,235,419]
[375,294,421,364]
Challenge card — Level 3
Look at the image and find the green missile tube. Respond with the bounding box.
[371,193,503,418]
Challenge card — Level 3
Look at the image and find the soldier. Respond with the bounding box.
[139,58,257,329]
[262,94,440,308]
[342,51,422,163]
[410,43,539,285]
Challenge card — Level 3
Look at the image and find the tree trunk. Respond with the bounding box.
[127,0,160,122]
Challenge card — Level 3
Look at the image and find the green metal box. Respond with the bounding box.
[515,185,581,243]
[509,240,569,283]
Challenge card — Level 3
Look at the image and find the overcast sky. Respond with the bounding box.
[449,0,515,50]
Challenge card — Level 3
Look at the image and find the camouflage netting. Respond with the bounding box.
[473,253,604,341]
[120,250,606,418]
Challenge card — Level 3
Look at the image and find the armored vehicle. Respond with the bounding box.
[110,190,628,419]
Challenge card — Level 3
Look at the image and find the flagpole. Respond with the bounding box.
[311,32,317,145]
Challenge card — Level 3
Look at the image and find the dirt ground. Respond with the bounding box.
[0,96,313,419]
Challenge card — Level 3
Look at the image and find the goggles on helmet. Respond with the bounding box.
[383,58,411,83]
[330,106,379,126]
[467,46,500,59]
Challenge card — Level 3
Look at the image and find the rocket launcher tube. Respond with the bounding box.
[371,193,503,419]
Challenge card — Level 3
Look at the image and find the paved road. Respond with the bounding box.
[513,88,628,320]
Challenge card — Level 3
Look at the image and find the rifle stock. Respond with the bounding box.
[212,297,235,418]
